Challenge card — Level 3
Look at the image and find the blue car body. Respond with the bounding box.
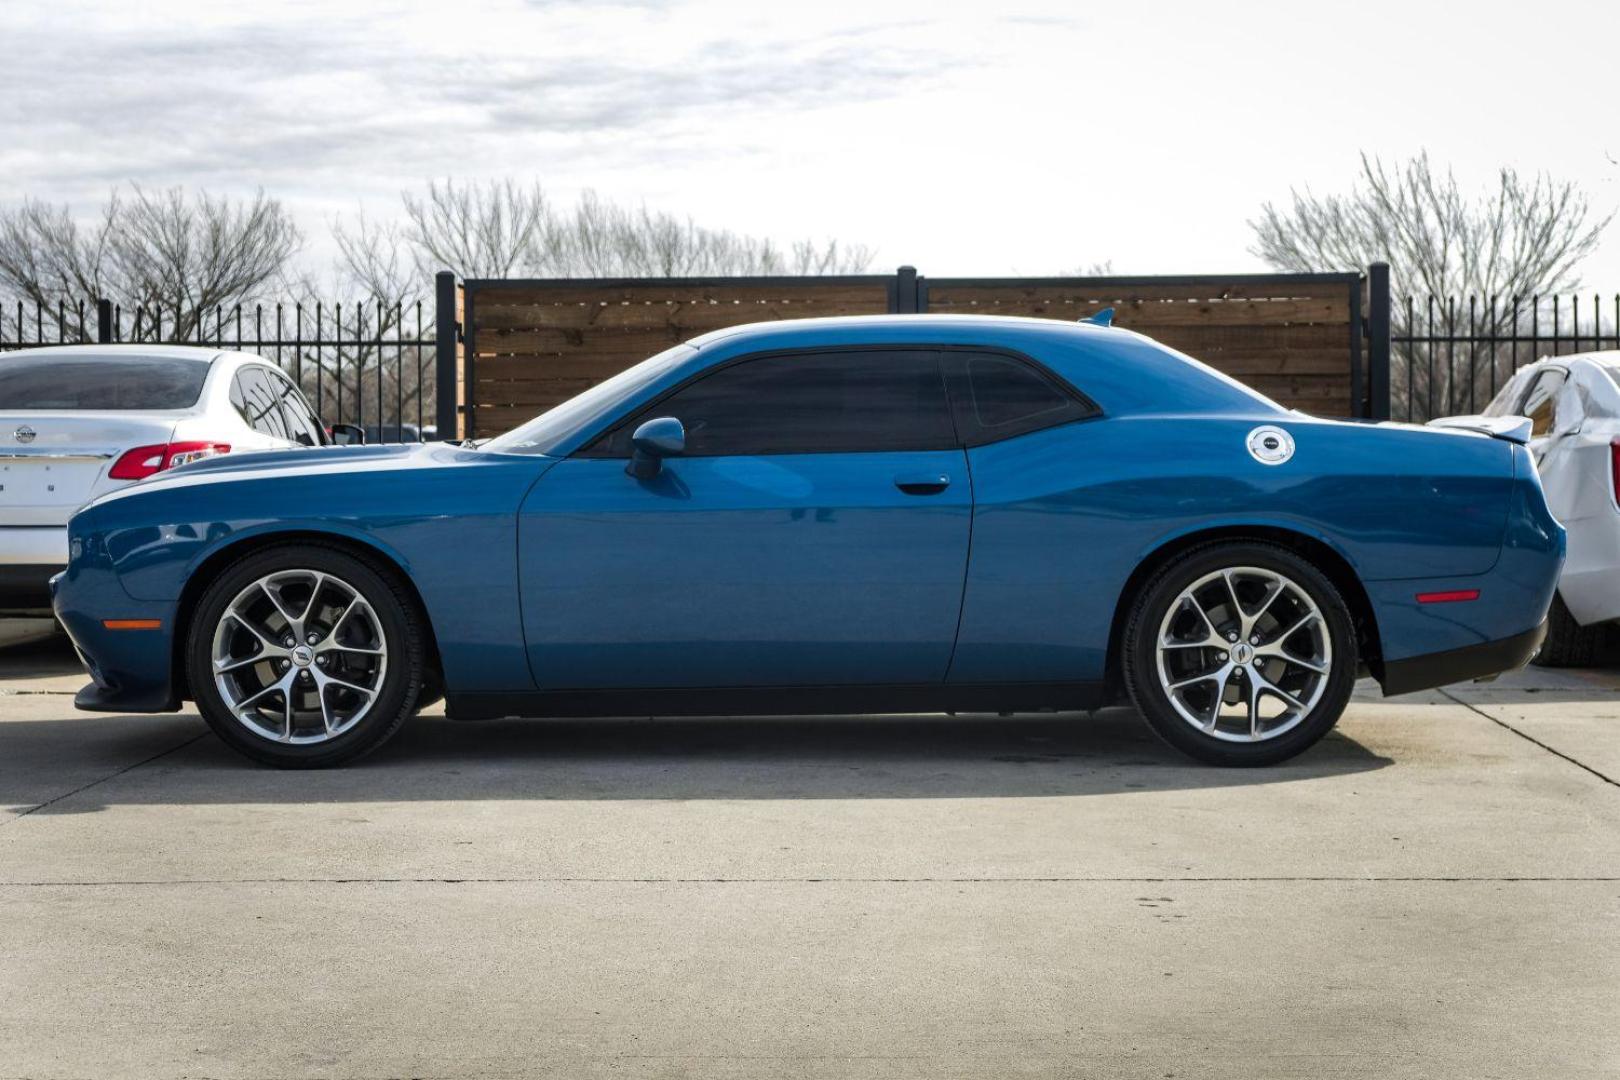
[54,315,1563,718]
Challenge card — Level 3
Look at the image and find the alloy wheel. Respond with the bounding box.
[210,569,389,744]
[1153,565,1332,742]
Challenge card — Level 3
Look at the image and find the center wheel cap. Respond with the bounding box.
[290,645,315,668]
[1230,642,1255,664]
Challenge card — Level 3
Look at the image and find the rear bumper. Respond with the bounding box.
[0,563,65,614]
[1381,620,1547,696]
[0,526,69,612]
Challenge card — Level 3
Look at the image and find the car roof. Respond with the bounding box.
[686,313,1118,350]
[0,343,225,363]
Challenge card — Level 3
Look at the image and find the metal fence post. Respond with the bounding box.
[96,299,114,344]
[895,266,918,314]
[434,271,458,440]
[1366,262,1391,420]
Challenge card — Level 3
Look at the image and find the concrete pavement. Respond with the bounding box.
[1,635,1616,1078]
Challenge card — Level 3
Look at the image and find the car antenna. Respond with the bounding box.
[1081,307,1115,327]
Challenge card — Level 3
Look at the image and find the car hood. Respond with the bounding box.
[80,442,502,512]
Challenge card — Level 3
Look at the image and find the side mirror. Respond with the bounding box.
[626,416,684,479]
[328,423,366,446]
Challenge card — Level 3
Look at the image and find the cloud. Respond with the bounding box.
[0,2,962,207]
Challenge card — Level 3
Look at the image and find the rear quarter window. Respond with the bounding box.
[0,355,210,410]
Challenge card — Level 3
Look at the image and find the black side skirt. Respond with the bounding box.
[446,681,1110,721]
[1379,621,1547,697]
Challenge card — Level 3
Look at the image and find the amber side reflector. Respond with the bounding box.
[102,619,162,630]
[1415,590,1480,604]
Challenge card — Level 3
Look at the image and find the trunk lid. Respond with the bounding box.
[0,413,179,525]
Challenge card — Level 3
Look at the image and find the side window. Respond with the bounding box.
[268,369,324,446]
[1519,368,1568,437]
[595,350,955,456]
[946,352,1097,445]
[232,367,290,440]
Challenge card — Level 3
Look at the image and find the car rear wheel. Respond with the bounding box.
[186,544,424,768]
[1122,542,1357,766]
[1530,593,1610,668]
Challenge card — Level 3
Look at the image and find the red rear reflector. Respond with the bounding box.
[102,619,162,630]
[1416,590,1480,604]
[109,441,230,480]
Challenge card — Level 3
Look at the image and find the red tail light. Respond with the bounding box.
[1611,437,1620,508]
[109,441,231,480]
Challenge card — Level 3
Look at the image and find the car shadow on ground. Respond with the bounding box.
[2,707,1394,813]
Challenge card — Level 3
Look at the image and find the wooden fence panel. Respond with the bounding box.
[465,278,893,436]
[922,277,1360,417]
[462,272,1364,436]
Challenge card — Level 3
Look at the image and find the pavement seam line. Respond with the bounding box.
[1,875,1616,887]
[3,732,207,826]
[1441,688,1620,788]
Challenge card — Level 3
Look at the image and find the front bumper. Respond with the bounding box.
[52,544,182,714]
[1380,620,1547,696]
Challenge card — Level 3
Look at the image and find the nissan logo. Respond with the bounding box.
[13,425,35,444]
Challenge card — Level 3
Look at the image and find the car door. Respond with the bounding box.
[517,348,972,689]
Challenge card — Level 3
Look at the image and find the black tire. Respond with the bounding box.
[1121,541,1358,766]
[1531,593,1607,668]
[186,543,425,768]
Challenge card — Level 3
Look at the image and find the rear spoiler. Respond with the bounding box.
[1425,415,1533,445]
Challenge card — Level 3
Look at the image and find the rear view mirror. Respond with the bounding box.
[627,417,685,479]
[328,423,366,446]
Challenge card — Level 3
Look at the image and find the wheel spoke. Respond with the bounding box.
[1251,667,1307,713]
[1250,578,1285,630]
[236,673,291,714]
[1262,611,1317,649]
[260,579,302,635]
[214,651,279,674]
[317,684,337,735]
[1246,674,1262,739]
[1222,571,1245,634]
[316,669,376,699]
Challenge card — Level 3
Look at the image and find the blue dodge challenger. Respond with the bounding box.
[52,315,1564,768]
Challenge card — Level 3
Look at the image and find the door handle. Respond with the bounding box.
[894,472,951,495]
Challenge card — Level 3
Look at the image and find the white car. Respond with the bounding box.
[1437,352,1620,665]
[1,345,347,622]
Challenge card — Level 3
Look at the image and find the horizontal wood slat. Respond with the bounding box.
[926,295,1349,326]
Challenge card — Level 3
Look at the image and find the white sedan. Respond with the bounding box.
[1440,352,1620,665]
[1,345,349,626]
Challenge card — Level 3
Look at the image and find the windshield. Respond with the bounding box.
[0,354,210,410]
[479,344,696,455]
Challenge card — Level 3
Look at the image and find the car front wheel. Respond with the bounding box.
[1122,542,1357,766]
[186,544,425,768]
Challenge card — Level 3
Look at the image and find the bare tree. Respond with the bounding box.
[0,185,300,341]
[1250,152,1613,416]
[400,178,553,280]
[391,177,873,280]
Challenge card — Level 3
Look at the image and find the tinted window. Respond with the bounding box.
[946,352,1096,444]
[269,370,324,446]
[232,367,290,439]
[0,355,209,410]
[966,354,1074,428]
[598,350,954,456]
[1519,368,1567,436]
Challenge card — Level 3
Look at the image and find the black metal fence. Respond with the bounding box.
[1390,293,1620,422]
[1,292,442,442]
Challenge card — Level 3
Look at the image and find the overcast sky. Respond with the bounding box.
[4,0,1619,288]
